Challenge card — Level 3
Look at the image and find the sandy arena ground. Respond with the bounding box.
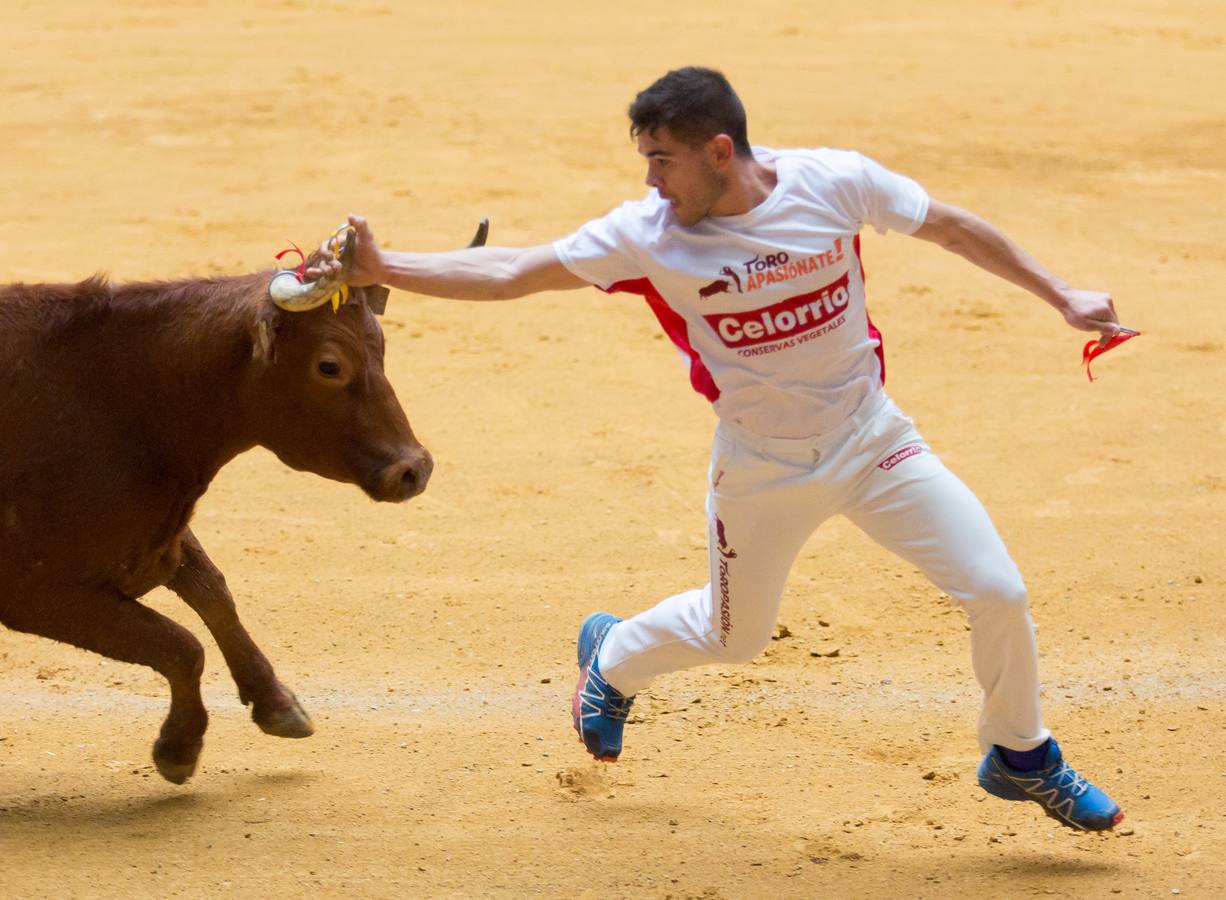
[2,1,1224,897]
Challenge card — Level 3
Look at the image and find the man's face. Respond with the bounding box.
[637,127,726,227]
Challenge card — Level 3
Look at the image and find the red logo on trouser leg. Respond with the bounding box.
[715,516,737,558]
[878,443,925,470]
[714,515,735,647]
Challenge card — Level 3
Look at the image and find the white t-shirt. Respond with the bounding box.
[553,147,930,438]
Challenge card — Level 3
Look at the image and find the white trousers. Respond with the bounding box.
[598,390,1049,753]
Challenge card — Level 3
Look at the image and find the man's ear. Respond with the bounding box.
[251,305,283,364]
[709,133,735,167]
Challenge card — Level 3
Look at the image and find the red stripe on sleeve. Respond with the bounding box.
[853,234,886,385]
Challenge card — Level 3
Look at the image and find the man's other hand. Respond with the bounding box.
[1058,288,1122,345]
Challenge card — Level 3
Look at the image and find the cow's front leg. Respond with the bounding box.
[1,585,207,783]
[167,529,314,739]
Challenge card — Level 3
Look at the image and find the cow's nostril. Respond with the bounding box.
[380,453,431,502]
[398,458,432,499]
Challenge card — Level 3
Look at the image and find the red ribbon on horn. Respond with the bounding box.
[1082,329,1140,382]
[274,242,307,283]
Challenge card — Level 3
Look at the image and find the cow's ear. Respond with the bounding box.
[363,284,390,315]
[251,306,282,364]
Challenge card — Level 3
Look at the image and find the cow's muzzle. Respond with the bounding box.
[364,447,434,503]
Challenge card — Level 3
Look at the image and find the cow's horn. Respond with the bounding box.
[335,227,357,263]
[269,227,355,312]
[268,271,343,311]
[469,218,489,248]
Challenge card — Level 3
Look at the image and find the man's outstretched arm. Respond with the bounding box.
[911,200,1122,341]
[306,214,588,300]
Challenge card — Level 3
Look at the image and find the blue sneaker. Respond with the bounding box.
[978,739,1124,831]
[572,612,635,762]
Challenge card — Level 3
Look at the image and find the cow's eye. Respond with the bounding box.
[318,359,342,378]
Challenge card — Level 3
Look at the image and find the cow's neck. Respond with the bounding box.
[90,274,267,490]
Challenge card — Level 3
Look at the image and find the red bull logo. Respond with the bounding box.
[697,266,744,300]
[715,515,737,559]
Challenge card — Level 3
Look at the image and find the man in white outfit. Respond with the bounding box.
[311,66,1124,831]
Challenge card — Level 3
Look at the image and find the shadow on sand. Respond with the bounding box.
[0,768,323,837]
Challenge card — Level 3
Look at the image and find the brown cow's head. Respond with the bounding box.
[243,221,487,502]
[246,291,430,502]
[245,233,430,503]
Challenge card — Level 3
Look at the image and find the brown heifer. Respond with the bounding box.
[0,224,484,784]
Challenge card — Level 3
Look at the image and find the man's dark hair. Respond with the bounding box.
[628,67,752,157]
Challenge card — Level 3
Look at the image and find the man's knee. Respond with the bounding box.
[960,567,1028,610]
[713,620,775,665]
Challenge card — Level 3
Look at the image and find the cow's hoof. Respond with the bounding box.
[152,739,200,785]
[253,699,315,739]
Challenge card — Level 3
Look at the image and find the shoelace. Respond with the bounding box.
[1050,761,1089,796]
[600,695,634,721]
[581,670,634,720]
